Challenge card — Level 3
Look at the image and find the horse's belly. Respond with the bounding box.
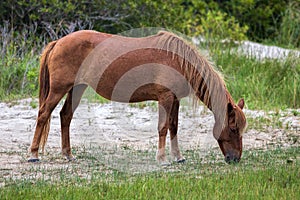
[96,81,190,103]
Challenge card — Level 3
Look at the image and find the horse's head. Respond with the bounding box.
[214,99,247,164]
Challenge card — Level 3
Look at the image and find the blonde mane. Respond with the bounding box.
[155,31,229,131]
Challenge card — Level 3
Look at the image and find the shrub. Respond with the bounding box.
[216,0,289,43]
[199,10,248,42]
[277,1,300,48]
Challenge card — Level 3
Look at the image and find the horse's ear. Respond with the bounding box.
[238,99,245,110]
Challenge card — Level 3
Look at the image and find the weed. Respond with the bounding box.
[29,99,38,109]
[292,110,299,117]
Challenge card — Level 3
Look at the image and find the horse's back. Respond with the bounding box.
[45,31,111,82]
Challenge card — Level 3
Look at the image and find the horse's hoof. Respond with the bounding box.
[28,158,40,163]
[68,157,77,162]
[160,161,171,167]
[66,156,76,162]
[177,158,186,163]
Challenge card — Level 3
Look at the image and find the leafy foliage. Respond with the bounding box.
[0,0,248,40]
[199,10,248,41]
[215,0,290,42]
[277,1,300,48]
[0,0,136,39]
[1,0,296,44]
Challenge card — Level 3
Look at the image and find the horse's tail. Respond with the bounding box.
[39,41,57,153]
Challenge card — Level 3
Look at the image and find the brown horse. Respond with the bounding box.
[28,30,247,164]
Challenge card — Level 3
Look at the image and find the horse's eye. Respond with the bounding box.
[230,127,237,133]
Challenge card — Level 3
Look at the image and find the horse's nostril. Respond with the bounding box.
[225,155,231,162]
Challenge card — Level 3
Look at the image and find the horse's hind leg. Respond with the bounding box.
[60,84,87,161]
[169,98,185,163]
[29,90,67,162]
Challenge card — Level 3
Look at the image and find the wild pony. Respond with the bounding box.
[28,30,247,164]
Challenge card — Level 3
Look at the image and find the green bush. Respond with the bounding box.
[277,1,300,48]
[0,0,138,38]
[0,0,295,45]
[199,10,248,41]
[215,0,289,43]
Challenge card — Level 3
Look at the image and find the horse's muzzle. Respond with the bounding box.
[225,153,240,164]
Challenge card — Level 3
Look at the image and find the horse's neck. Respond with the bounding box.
[203,85,231,134]
[213,89,233,130]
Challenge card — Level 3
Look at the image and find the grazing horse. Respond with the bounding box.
[28,30,247,164]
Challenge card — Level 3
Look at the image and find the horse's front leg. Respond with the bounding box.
[157,92,180,165]
[169,98,185,163]
[156,95,171,165]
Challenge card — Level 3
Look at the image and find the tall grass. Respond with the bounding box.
[0,53,39,100]
[211,45,300,109]
[0,23,42,100]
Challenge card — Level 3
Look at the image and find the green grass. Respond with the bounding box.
[0,52,39,101]
[0,147,299,199]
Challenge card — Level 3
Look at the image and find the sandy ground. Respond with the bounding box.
[0,98,299,183]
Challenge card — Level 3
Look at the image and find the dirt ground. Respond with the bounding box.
[0,98,299,184]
